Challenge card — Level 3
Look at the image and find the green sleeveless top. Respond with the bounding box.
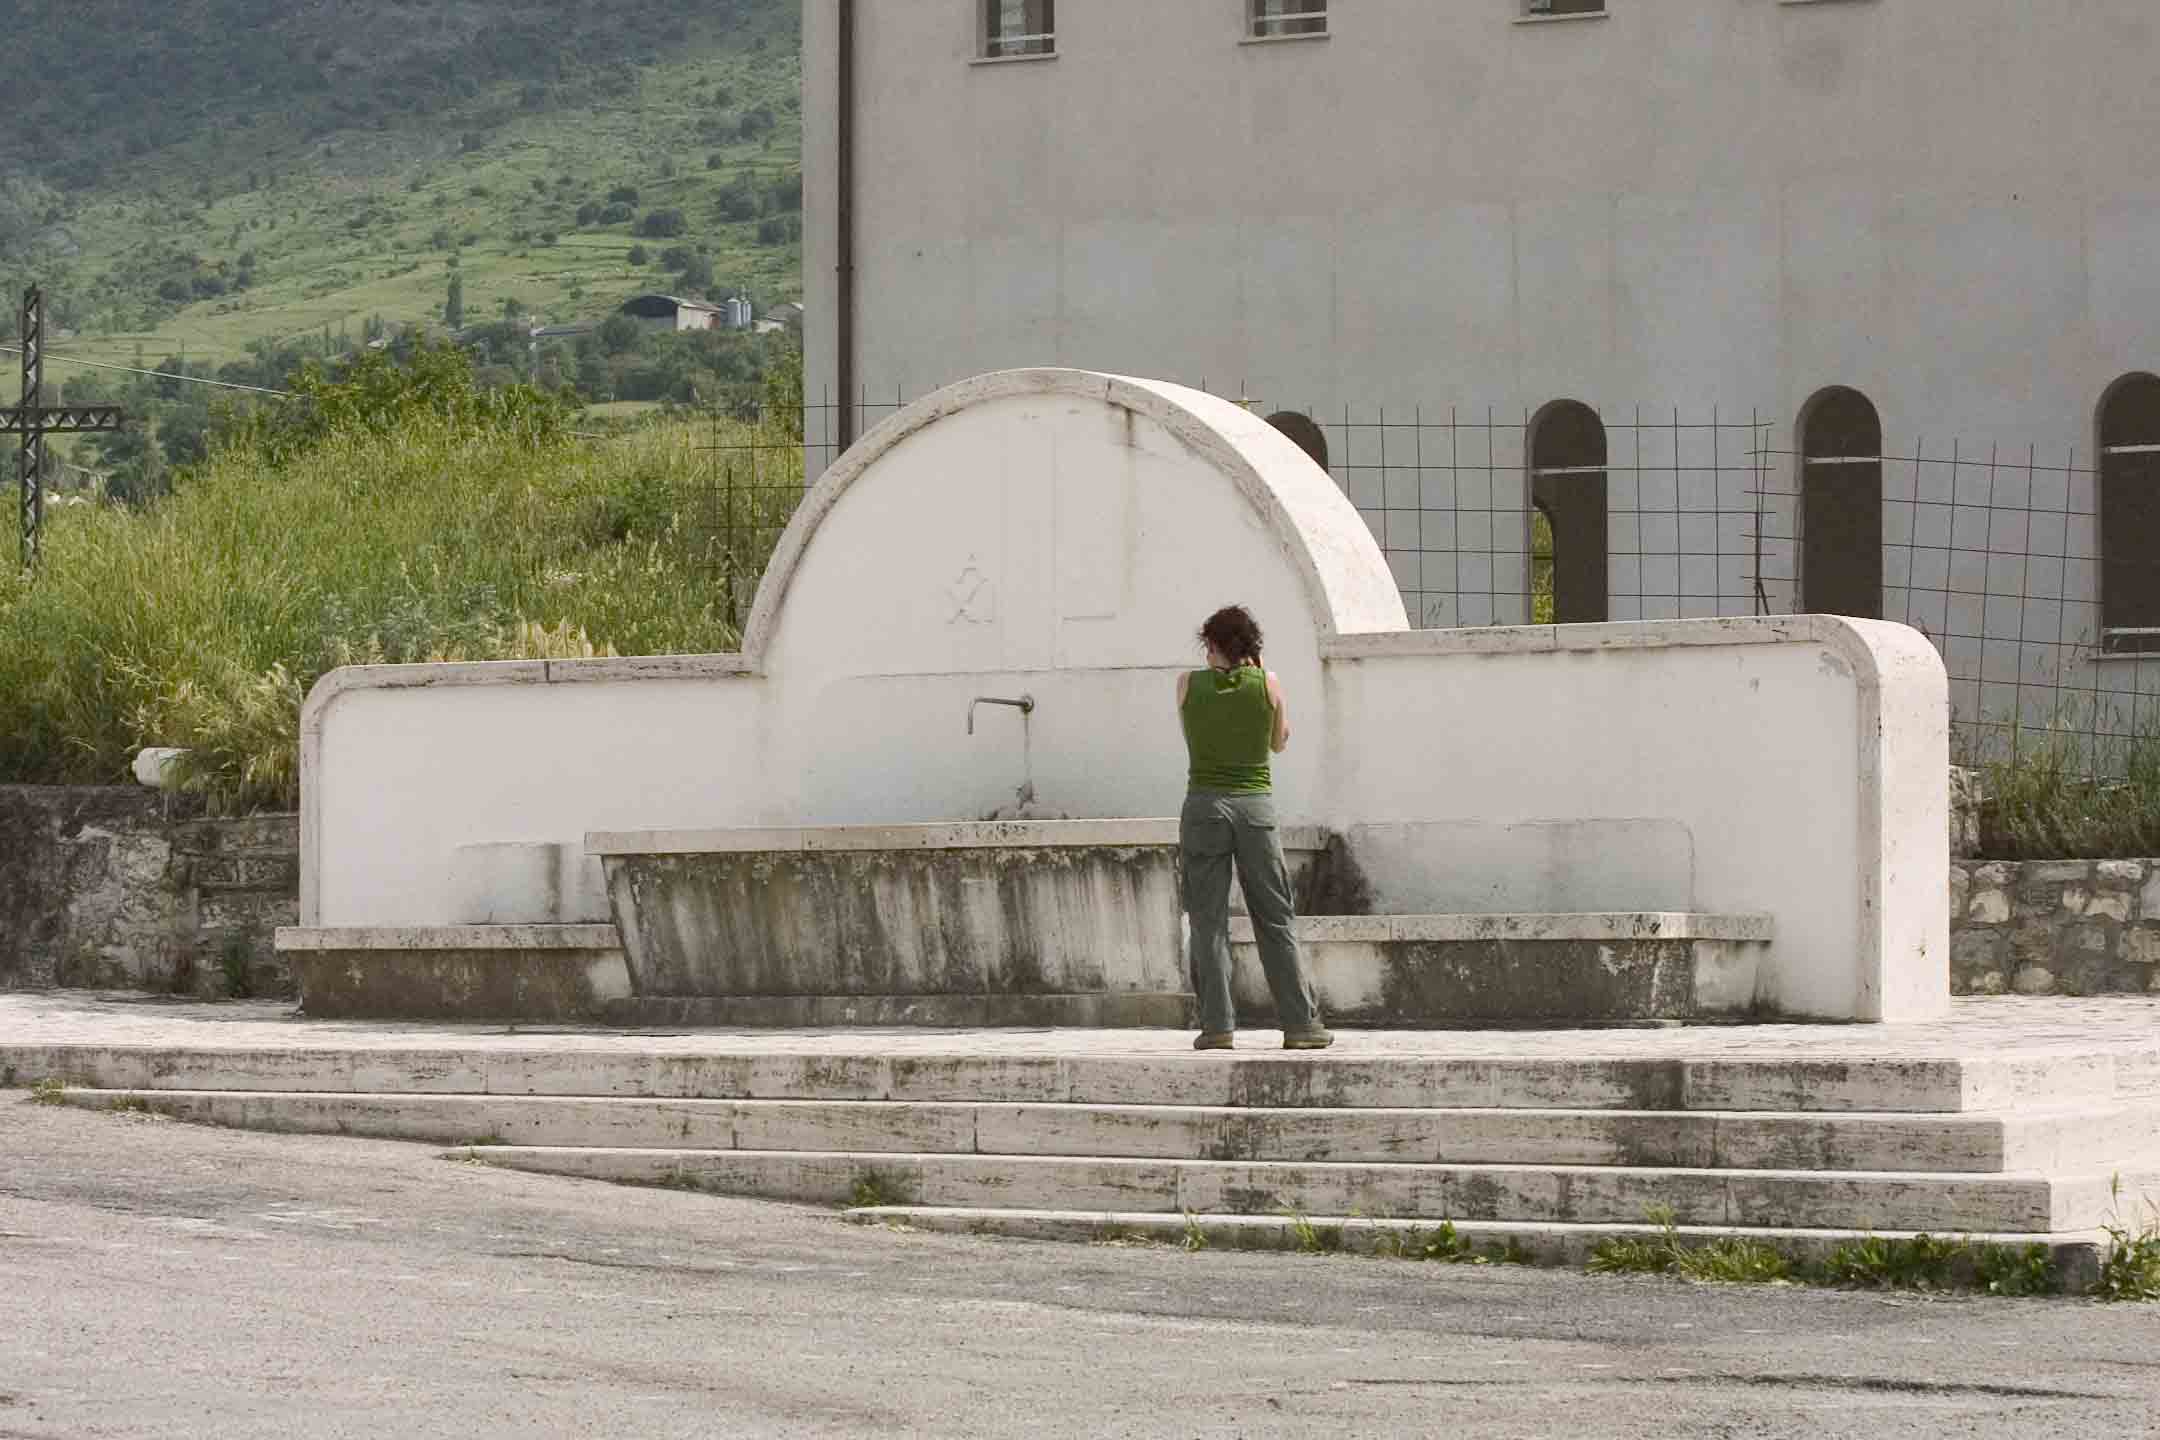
[1181,665,1274,794]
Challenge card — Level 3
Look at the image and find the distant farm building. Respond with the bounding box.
[620,294,725,333]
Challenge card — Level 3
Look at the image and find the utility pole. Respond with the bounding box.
[2,287,125,570]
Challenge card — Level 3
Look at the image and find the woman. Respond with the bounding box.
[1176,605,1333,1051]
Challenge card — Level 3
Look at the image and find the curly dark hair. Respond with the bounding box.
[1198,605,1264,666]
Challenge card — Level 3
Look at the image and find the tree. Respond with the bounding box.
[597,313,643,356]
[676,252,715,291]
[627,244,650,265]
[637,207,687,238]
[443,274,464,329]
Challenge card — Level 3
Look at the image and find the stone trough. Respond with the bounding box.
[586,820,1328,1028]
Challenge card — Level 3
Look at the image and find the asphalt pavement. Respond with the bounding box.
[4,1096,2156,1439]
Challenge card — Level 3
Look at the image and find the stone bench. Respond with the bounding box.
[276,925,629,1022]
[1229,912,1774,1026]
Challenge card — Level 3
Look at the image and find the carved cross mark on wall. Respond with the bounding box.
[948,563,995,625]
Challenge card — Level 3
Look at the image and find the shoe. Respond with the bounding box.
[1192,1031,1235,1051]
[1281,1027,1335,1050]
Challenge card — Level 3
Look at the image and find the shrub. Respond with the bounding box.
[637,207,687,238]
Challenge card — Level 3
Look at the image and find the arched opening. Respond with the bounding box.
[1266,411,1330,472]
[1800,386,1884,619]
[1528,400,1608,624]
[2101,373,2160,654]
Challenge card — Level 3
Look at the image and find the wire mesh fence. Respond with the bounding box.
[685,389,2160,779]
[685,392,911,630]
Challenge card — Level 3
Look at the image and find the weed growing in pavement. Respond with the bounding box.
[1587,1205,1684,1276]
[2096,1176,2160,1302]
[1973,1242,2062,1298]
[1589,1207,1792,1284]
[29,1079,65,1106]
[1682,1238,1794,1285]
[1180,1210,1210,1252]
[1812,1233,1968,1291]
[1587,1234,1678,1276]
[1278,1201,1343,1255]
[849,1169,910,1210]
[1373,1220,1528,1266]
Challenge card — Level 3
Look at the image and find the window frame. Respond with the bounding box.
[1527,399,1611,626]
[1248,0,1329,41]
[978,0,1056,61]
[1797,386,1886,623]
[2098,373,2160,655]
[1519,0,1608,21]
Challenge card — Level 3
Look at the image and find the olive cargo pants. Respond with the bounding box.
[1179,790,1321,1035]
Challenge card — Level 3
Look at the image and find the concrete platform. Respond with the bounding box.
[8,992,2160,1270]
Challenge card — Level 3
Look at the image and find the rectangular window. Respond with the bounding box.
[983,0,1055,58]
[1251,0,1327,39]
[1523,0,1606,16]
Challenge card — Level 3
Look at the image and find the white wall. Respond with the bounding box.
[303,370,1947,1021]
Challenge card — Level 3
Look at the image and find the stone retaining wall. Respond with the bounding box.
[1951,859,2160,996]
[0,786,297,998]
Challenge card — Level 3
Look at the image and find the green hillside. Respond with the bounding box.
[1,0,801,368]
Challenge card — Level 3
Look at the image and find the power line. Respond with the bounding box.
[0,345,300,398]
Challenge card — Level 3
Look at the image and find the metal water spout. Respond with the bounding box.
[966,693,1034,735]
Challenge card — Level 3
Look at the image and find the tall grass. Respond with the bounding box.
[1975,697,2160,860]
[0,412,798,812]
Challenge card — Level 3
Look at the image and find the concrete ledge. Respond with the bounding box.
[588,820,1328,855]
[277,925,622,951]
[281,925,630,1022]
[1229,913,1775,944]
[604,993,1191,1030]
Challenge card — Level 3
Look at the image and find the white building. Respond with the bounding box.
[803,1,2160,746]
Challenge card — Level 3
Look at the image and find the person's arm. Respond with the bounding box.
[1266,670,1291,753]
[1176,671,1190,717]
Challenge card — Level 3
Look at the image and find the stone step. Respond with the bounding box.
[56,1089,2160,1175]
[446,1146,2152,1234]
[840,1207,2111,1289]
[7,1043,2134,1114]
